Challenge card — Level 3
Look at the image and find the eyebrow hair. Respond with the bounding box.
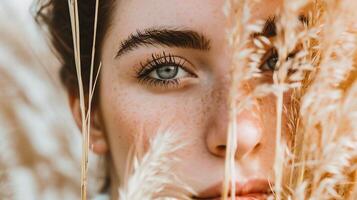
[252,16,277,38]
[252,15,309,38]
[115,28,211,58]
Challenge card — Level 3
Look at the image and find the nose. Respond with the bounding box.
[205,107,263,159]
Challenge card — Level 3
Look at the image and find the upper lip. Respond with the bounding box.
[193,179,273,199]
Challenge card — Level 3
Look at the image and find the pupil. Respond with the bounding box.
[156,66,178,79]
[267,56,278,70]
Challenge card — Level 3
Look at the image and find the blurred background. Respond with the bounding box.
[0,1,102,199]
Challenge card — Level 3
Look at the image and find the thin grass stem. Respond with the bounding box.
[274,88,284,200]
[67,0,100,199]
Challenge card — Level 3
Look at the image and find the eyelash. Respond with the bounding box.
[136,52,195,87]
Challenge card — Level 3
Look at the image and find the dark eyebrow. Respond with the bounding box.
[252,15,309,38]
[252,16,277,38]
[115,28,211,58]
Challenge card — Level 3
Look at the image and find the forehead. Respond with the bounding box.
[111,0,282,39]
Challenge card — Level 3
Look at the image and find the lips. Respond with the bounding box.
[192,179,273,200]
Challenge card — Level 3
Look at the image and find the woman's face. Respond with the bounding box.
[90,0,291,198]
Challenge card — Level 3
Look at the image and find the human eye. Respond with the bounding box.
[136,52,197,88]
[260,47,279,72]
[259,47,298,73]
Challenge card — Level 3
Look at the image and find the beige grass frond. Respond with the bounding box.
[67,0,101,199]
[225,0,357,199]
[119,131,195,200]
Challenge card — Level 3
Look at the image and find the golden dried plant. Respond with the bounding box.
[224,0,357,199]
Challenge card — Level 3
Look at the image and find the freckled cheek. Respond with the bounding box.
[257,90,294,140]
[100,87,208,148]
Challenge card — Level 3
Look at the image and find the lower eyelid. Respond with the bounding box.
[138,78,197,90]
[137,70,199,90]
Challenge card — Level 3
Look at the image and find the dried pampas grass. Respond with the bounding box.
[0,1,82,199]
[288,1,357,199]
[225,0,357,199]
[119,130,195,200]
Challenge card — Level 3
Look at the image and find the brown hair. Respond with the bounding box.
[35,0,116,97]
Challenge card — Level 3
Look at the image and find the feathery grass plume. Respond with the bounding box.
[224,0,353,199]
[67,0,101,199]
[223,0,264,199]
[0,0,85,199]
[224,1,275,198]
[119,130,195,200]
[286,0,357,199]
[270,1,314,199]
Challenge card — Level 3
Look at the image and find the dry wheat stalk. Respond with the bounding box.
[225,0,357,200]
[67,0,101,199]
[287,0,357,199]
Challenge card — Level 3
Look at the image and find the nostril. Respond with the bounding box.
[252,142,262,152]
[216,145,226,152]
